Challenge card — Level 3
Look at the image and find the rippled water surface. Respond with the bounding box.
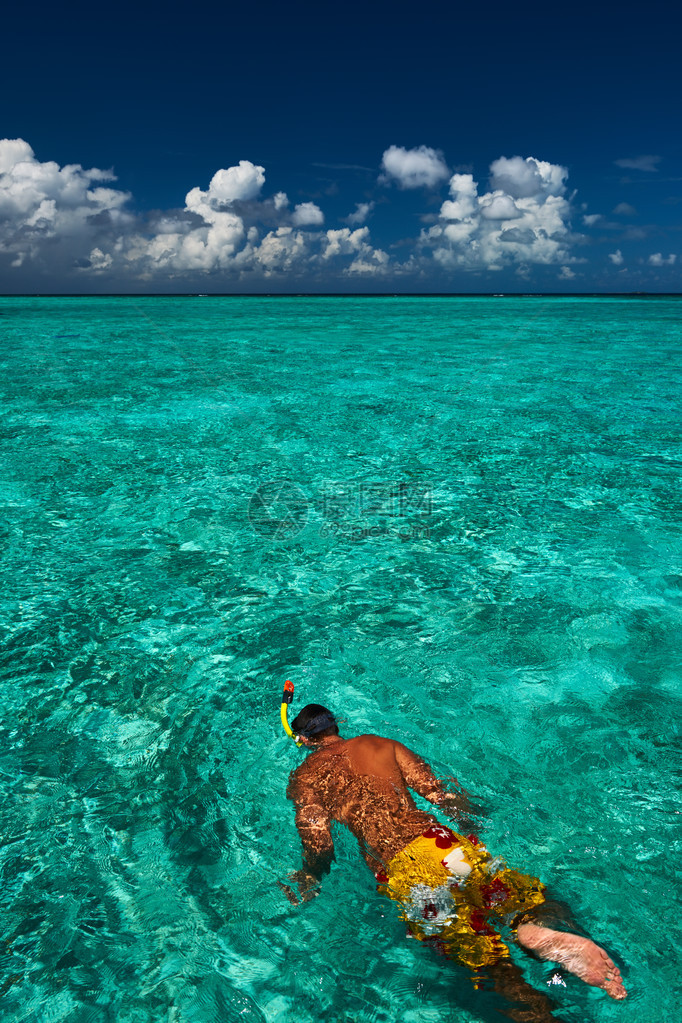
[1,295,681,1022]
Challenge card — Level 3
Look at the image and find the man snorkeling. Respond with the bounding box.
[284,703,626,1019]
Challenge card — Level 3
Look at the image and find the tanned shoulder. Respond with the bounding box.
[286,758,313,800]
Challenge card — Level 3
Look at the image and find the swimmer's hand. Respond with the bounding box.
[438,789,487,826]
[278,870,320,906]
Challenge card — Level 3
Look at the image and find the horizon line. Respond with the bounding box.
[1,291,681,299]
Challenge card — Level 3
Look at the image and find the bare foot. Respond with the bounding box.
[516,922,627,1000]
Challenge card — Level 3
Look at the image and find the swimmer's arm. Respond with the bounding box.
[294,803,335,879]
[394,742,481,820]
[286,772,335,894]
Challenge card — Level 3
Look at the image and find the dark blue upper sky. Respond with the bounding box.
[1,0,680,291]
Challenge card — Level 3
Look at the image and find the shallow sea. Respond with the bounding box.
[0,295,680,1023]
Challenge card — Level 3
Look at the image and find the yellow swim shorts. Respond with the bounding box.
[376,824,545,970]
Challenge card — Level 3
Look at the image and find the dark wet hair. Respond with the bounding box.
[291,703,339,740]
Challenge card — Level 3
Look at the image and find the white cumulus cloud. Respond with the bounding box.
[291,202,324,226]
[489,156,567,199]
[0,138,35,174]
[0,137,131,270]
[322,227,389,275]
[323,227,369,259]
[130,162,268,273]
[344,201,374,226]
[87,247,113,271]
[7,137,675,288]
[1,139,376,281]
[253,227,309,272]
[204,161,265,203]
[421,154,576,271]
[479,193,523,220]
[441,174,478,221]
[130,208,247,272]
[648,252,676,266]
[380,145,450,189]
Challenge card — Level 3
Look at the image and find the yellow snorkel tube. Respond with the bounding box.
[281,679,302,747]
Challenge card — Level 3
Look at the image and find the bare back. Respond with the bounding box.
[287,734,447,873]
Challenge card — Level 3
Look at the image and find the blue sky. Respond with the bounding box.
[1,0,680,292]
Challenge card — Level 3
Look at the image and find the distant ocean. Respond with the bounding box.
[1,295,680,1022]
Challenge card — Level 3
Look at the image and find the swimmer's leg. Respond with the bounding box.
[515,913,627,1001]
[517,898,589,939]
[483,960,558,1023]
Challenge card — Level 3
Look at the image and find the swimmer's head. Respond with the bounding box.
[291,703,339,743]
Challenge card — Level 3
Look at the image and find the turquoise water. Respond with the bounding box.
[1,295,680,1022]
